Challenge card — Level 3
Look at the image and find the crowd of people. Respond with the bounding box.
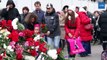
[0,0,107,60]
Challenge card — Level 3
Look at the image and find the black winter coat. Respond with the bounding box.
[1,0,20,21]
[1,8,20,21]
[45,10,60,37]
[99,11,107,36]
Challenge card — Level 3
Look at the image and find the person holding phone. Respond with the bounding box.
[1,0,20,21]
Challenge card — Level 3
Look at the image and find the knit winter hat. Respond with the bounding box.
[69,6,78,18]
[46,3,53,8]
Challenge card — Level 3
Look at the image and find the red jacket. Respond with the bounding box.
[78,12,93,41]
[65,16,80,40]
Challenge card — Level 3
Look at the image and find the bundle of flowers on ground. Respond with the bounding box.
[0,19,65,60]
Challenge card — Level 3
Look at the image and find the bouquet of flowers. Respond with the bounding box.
[0,18,65,60]
[41,24,48,33]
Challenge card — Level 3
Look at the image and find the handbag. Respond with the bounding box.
[68,37,85,55]
[84,24,93,30]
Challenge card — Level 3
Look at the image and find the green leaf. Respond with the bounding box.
[17,23,25,31]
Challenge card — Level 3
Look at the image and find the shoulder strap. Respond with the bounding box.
[96,16,100,26]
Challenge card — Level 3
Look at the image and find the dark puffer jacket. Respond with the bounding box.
[99,11,107,36]
[45,9,60,37]
[1,0,20,21]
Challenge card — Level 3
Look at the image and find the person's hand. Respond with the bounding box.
[73,37,76,40]
[6,5,10,11]
[46,31,50,36]
[89,18,92,21]
[68,33,72,38]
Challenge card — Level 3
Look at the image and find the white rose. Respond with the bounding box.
[35,46,39,51]
[13,25,18,30]
[34,35,41,41]
[12,18,18,25]
[47,49,58,59]
[0,35,2,38]
[1,53,3,56]
[7,45,14,52]
[12,18,18,30]
[3,44,7,49]
[3,30,10,37]
[31,46,35,49]
[24,55,35,60]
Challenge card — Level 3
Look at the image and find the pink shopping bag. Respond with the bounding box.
[68,37,85,55]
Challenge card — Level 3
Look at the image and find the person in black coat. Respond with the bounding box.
[1,0,20,21]
[99,9,107,50]
[0,10,2,20]
[92,11,101,44]
[45,3,61,49]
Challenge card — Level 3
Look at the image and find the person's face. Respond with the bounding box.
[75,8,79,12]
[9,4,13,8]
[35,4,41,10]
[68,10,73,14]
[46,8,53,13]
[94,12,99,17]
[64,8,68,12]
[31,18,35,23]
[23,9,29,14]
[34,27,40,34]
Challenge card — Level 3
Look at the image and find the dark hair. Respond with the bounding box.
[62,5,69,11]
[94,11,100,15]
[65,10,75,24]
[22,7,29,12]
[34,1,41,6]
[25,13,37,24]
[76,6,79,10]
[83,6,87,11]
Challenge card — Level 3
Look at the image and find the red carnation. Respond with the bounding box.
[23,29,34,38]
[0,55,3,60]
[26,38,33,41]
[39,42,46,47]
[28,41,35,46]
[39,46,47,53]
[30,49,37,56]
[41,24,46,28]
[1,20,7,28]
[16,53,23,60]
[57,48,62,54]
[16,44,23,60]
[34,41,40,46]
[7,20,13,31]
[15,44,24,54]
[41,24,48,33]
[3,51,6,57]
[8,30,19,42]
[0,22,2,27]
